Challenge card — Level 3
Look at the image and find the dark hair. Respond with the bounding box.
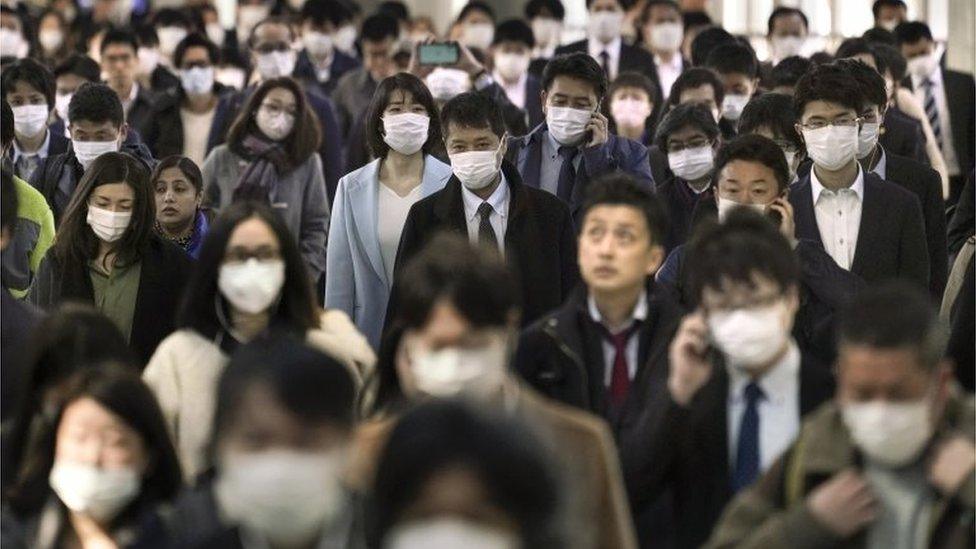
[769,55,813,89]
[1,167,16,235]
[8,366,182,519]
[153,7,193,29]
[714,134,790,194]
[835,38,888,76]
[177,201,318,340]
[608,71,660,107]
[585,0,631,9]
[366,73,443,159]
[227,77,320,169]
[493,18,535,48]
[685,208,799,304]
[766,7,808,36]
[682,10,712,29]
[872,43,907,81]
[704,42,758,79]
[1,99,12,148]
[458,1,495,23]
[837,281,945,370]
[738,92,803,152]
[809,51,834,66]
[378,0,410,22]
[440,91,506,138]
[54,152,154,269]
[173,32,219,68]
[300,0,354,27]
[671,66,725,109]
[793,61,864,118]
[361,13,399,43]
[862,27,897,46]
[67,82,124,128]
[654,102,719,150]
[369,401,563,547]
[99,28,139,54]
[53,54,101,83]
[579,172,668,245]
[1,58,56,111]
[151,155,204,194]
[525,0,565,21]
[872,0,907,19]
[837,58,887,110]
[541,52,608,100]
[690,26,735,67]
[894,21,933,45]
[134,24,159,48]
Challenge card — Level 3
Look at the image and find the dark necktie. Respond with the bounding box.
[599,50,611,81]
[731,381,765,492]
[556,145,578,203]
[477,202,498,251]
[921,77,944,150]
[600,323,639,409]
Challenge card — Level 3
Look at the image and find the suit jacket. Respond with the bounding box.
[293,48,361,95]
[523,73,545,129]
[657,175,714,252]
[904,68,976,174]
[790,169,929,290]
[126,85,157,140]
[554,39,662,85]
[647,144,672,189]
[390,161,579,328]
[947,170,975,260]
[881,107,927,165]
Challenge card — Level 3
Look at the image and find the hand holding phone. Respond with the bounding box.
[417,42,460,66]
[667,310,714,406]
[767,196,795,244]
[585,110,609,148]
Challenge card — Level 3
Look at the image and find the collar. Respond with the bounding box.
[810,163,864,203]
[462,170,510,222]
[728,340,800,406]
[870,146,888,179]
[588,36,621,59]
[543,129,561,158]
[912,64,943,88]
[11,128,51,162]
[586,289,648,333]
[654,53,682,70]
[126,82,140,104]
[492,69,527,92]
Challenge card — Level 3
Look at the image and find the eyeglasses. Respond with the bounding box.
[797,116,861,131]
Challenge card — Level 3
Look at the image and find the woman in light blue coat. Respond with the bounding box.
[326,73,452,348]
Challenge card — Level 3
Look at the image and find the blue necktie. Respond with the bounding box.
[732,382,764,492]
[556,145,578,203]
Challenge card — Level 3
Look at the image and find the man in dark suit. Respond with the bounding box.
[636,0,688,104]
[392,92,579,329]
[99,28,158,141]
[293,0,361,95]
[504,53,654,220]
[1,58,71,183]
[621,209,835,549]
[491,19,545,130]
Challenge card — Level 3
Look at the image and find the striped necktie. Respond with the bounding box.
[921,77,944,150]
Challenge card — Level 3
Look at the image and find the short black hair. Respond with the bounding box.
[862,27,897,46]
[837,58,887,110]
[541,52,608,100]
[585,0,631,8]
[667,67,725,108]
[766,7,808,36]
[361,13,399,43]
[837,281,945,371]
[809,51,834,66]
[793,61,864,119]
[153,7,192,28]
[685,208,799,303]
[1,167,17,236]
[1,58,55,111]
[608,71,660,108]
[738,92,803,152]
[525,0,565,20]
[835,37,888,76]
[134,24,159,48]
[872,43,907,81]
[690,26,735,67]
[300,0,354,27]
[99,28,139,55]
[769,55,813,89]
[1,100,12,148]
[440,91,506,139]
[705,42,758,79]
[654,102,720,150]
[458,1,495,23]
[872,0,907,19]
[68,82,124,128]
[493,19,535,49]
[894,21,933,45]
[173,32,219,68]
[579,172,668,246]
[366,72,442,159]
[683,10,712,29]
[53,54,101,83]
[714,134,790,194]
[377,0,410,22]
[248,16,296,47]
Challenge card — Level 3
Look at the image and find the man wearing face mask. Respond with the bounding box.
[638,0,687,102]
[333,14,399,137]
[1,59,71,183]
[292,0,361,95]
[133,26,181,97]
[704,43,759,130]
[525,0,564,64]
[873,0,908,32]
[454,1,496,52]
[489,20,543,130]
[766,7,809,64]
[391,92,578,329]
[0,6,28,60]
[706,281,975,549]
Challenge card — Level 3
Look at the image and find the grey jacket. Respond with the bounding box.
[202,145,330,281]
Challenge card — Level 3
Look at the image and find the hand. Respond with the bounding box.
[928,436,976,497]
[407,37,436,80]
[768,197,796,244]
[455,41,485,78]
[667,311,713,406]
[585,111,609,148]
[807,469,876,537]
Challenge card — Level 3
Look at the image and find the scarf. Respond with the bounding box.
[232,133,291,203]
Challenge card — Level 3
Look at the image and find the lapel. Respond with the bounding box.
[516,124,546,190]
[347,160,387,285]
[797,352,834,416]
[790,176,822,245]
[431,178,468,236]
[700,364,732,490]
[131,239,163,351]
[850,172,883,277]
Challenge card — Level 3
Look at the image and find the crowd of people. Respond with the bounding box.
[0,0,974,546]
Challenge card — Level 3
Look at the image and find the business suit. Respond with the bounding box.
[391,161,580,328]
[947,170,974,261]
[554,39,661,85]
[126,84,158,141]
[325,155,453,349]
[293,49,360,95]
[881,107,927,165]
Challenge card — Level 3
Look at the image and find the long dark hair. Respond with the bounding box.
[365,72,443,159]
[226,77,321,169]
[177,201,318,340]
[53,152,154,269]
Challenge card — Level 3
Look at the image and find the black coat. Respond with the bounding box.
[903,68,976,175]
[881,107,927,164]
[0,290,42,421]
[143,84,234,160]
[389,162,579,329]
[656,175,714,252]
[947,170,975,261]
[554,40,662,86]
[126,85,158,141]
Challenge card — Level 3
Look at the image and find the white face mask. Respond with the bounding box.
[87,205,132,243]
[217,450,345,548]
[49,461,140,523]
[39,29,64,52]
[770,35,805,59]
[878,19,900,32]
[12,104,49,138]
[410,337,508,399]
[610,98,651,128]
[588,10,624,44]
[531,18,561,50]
[215,66,247,90]
[382,112,429,155]
[722,93,750,122]
[304,30,334,58]
[255,50,297,80]
[73,139,120,170]
[857,121,881,159]
[842,397,934,467]
[137,47,160,76]
[802,125,858,171]
[180,66,214,96]
[547,106,592,146]
[425,68,471,101]
[386,518,519,549]
[668,144,714,181]
[218,258,285,314]
[255,108,295,141]
[56,92,72,123]
[334,25,358,54]
[648,22,683,52]
[206,23,226,47]
[708,301,791,369]
[907,51,939,80]
[449,140,504,190]
[716,196,766,222]
[157,26,188,58]
[461,22,494,51]
[493,52,530,82]
[0,28,26,58]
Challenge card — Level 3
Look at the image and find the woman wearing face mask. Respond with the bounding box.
[605,71,660,146]
[202,77,330,283]
[35,9,74,67]
[4,366,182,548]
[151,155,211,259]
[28,152,193,365]
[143,201,375,481]
[326,73,451,350]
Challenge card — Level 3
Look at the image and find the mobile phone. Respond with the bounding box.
[418,42,460,66]
[766,207,783,227]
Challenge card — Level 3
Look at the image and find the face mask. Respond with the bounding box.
[56,92,72,122]
[461,23,494,50]
[425,68,471,101]
[588,10,624,44]
[218,258,285,314]
[216,66,247,90]
[138,47,160,76]
[157,26,188,58]
[39,29,64,52]
[708,301,791,368]
[547,106,592,146]
[449,140,504,190]
[206,23,226,47]
[73,139,120,170]
[180,66,214,96]
[386,518,519,549]
[0,28,25,58]
[382,113,429,155]
[216,450,345,548]
[842,397,934,467]
[649,22,683,52]
[410,337,508,399]
[722,93,750,122]
[802,125,858,171]
[716,196,766,222]
[879,19,899,32]
[610,98,651,127]
[255,50,297,80]
[304,30,333,58]
[87,205,132,243]
[857,121,881,159]
[531,18,561,49]
[334,25,358,54]
[493,52,530,82]
[770,35,805,59]
[12,105,49,138]
[668,144,714,181]
[238,4,271,39]
[255,108,295,141]
[907,51,938,80]
[49,461,140,523]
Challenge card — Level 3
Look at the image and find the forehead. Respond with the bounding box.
[157,166,188,182]
[387,88,417,105]
[0,13,21,29]
[103,42,135,55]
[647,4,680,19]
[445,121,498,143]
[549,75,598,100]
[667,124,708,142]
[182,46,212,62]
[8,80,43,96]
[700,272,781,305]
[418,299,474,342]
[719,159,777,185]
[838,345,928,385]
[92,182,134,199]
[263,86,297,104]
[801,99,857,119]
[680,84,717,104]
[612,86,650,101]
[590,0,622,10]
[582,203,648,230]
[224,383,349,442]
[461,9,492,22]
[772,13,806,33]
[228,216,279,247]
[60,397,131,432]
[254,22,290,42]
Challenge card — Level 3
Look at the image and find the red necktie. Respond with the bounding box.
[603,324,639,408]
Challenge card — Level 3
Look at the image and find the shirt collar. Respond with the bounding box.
[588,36,621,60]
[492,70,527,92]
[654,53,682,70]
[587,289,649,332]
[871,146,888,179]
[728,340,800,406]
[462,170,510,222]
[11,128,51,162]
[809,162,864,203]
[543,129,561,159]
[912,64,942,88]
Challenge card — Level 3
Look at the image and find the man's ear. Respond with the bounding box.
[540,89,549,115]
[645,243,665,276]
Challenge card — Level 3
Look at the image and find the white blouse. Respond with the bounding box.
[377,182,422,283]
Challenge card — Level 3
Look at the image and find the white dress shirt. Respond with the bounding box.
[810,165,864,270]
[727,341,802,473]
[912,67,960,176]
[587,291,648,386]
[588,36,622,80]
[493,70,527,110]
[655,54,683,100]
[461,172,510,255]
[871,146,888,180]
